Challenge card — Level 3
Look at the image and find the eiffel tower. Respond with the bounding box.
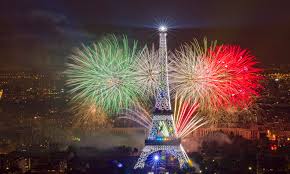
[134,26,188,169]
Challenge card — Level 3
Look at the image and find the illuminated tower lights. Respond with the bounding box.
[134,26,189,169]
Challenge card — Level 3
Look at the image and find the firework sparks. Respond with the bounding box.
[119,96,206,139]
[173,96,207,138]
[65,35,143,113]
[72,102,111,131]
[133,46,160,96]
[209,45,262,108]
[169,39,219,110]
[170,38,262,110]
[119,103,152,130]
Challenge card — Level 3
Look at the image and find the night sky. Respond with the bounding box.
[1,0,290,69]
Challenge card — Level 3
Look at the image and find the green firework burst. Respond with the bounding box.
[65,35,143,114]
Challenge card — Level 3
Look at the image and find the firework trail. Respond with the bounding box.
[119,96,206,139]
[65,35,143,113]
[170,38,262,110]
[173,96,207,138]
[133,46,160,96]
[118,103,152,130]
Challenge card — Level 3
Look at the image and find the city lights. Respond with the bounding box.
[117,163,123,168]
[0,89,3,100]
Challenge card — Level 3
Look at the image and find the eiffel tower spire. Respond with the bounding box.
[155,26,171,111]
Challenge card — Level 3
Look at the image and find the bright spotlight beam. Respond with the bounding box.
[158,25,167,32]
[154,155,160,161]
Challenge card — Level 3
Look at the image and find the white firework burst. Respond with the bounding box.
[133,46,160,96]
[169,38,226,110]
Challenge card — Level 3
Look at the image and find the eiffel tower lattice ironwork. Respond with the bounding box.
[134,26,189,169]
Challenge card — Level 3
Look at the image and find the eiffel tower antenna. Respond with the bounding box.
[134,26,189,170]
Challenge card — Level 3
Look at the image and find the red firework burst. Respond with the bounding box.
[208,45,263,108]
[170,41,263,110]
